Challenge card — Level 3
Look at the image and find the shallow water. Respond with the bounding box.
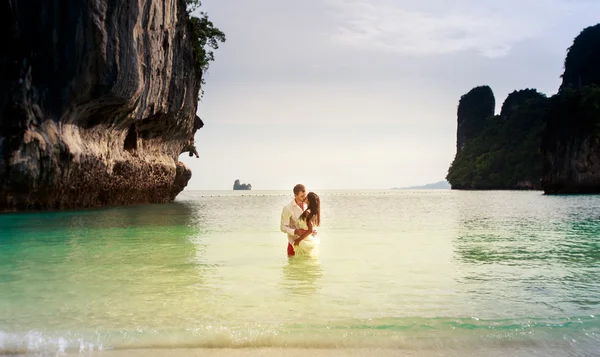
[1,190,599,355]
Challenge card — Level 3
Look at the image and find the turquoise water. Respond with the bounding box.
[0,190,599,356]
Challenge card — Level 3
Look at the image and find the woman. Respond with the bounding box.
[292,192,321,256]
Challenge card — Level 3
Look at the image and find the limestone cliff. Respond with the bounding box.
[455,85,495,152]
[541,24,600,194]
[541,86,600,194]
[448,23,600,193]
[447,87,548,190]
[0,0,202,210]
[560,24,600,91]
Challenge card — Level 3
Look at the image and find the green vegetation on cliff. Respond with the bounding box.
[542,24,600,193]
[544,86,600,145]
[561,24,600,91]
[448,23,600,192]
[184,0,226,86]
[541,85,600,193]
[447,89,548,189]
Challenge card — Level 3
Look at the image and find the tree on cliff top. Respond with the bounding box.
[184,1,226,88]
[456,85,495,151]
[500,89,546,118]
[561,23,600,91]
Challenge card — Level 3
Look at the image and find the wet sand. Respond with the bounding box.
[66,347,572,357]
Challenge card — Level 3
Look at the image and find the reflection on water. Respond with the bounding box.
[452,192,600,318]
[0,202,202,230]
[281,256,323,296]
[453,193,600,264]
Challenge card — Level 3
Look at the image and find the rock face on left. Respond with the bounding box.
[0,0,201,211]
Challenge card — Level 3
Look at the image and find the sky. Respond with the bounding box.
[179,0,600,191]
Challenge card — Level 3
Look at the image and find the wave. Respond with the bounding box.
[1,316,598,355]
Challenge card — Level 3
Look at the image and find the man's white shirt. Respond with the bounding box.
[280,199,305,245]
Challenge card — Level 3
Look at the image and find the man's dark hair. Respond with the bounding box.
[293,184,306,195]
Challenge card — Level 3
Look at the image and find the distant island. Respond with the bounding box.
[233,179,252,190]
[392,181,451,190]
[446,23,600,194]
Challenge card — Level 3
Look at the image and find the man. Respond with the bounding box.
[280,183,309,256]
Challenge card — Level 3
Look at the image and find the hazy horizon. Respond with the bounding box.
[179,0,600,190]
[179,181,451,192]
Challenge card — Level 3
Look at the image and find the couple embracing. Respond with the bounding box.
[280,184,321,257]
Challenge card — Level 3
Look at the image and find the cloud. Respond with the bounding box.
[326,0,585,58]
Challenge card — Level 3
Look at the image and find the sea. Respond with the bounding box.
[0,189,599,356]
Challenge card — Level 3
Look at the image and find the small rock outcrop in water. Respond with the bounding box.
[0,0,222,210]
[233,179,252,190]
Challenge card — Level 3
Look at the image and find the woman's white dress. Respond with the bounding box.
[293,217,320,256]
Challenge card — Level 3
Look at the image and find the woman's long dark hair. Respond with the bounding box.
[300,192,320,227]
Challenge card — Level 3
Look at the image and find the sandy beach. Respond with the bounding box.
[66,347,576,357]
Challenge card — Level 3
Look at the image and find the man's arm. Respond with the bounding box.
[280,207,296,236]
